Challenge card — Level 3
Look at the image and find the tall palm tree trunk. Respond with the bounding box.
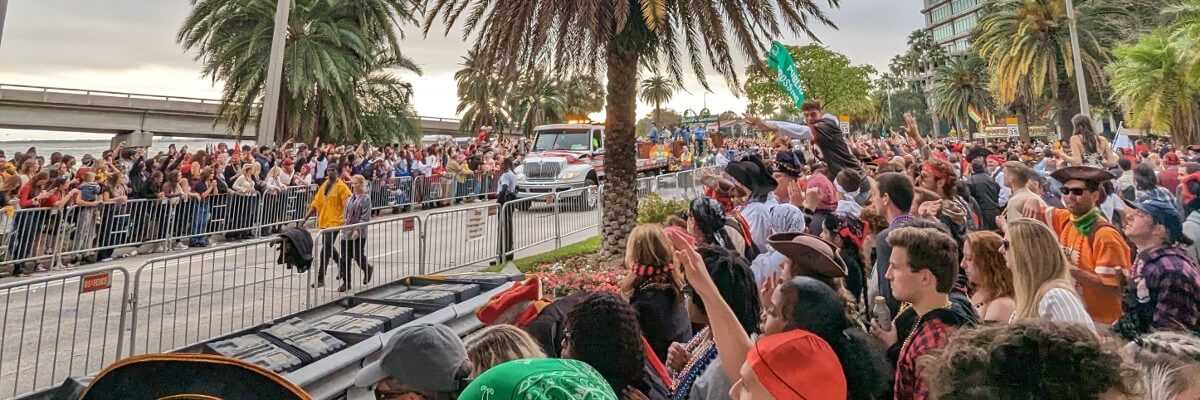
[600,42,641,258]
[1014,102,1031,144]
[654,101,661,127]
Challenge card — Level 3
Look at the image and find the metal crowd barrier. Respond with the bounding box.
[127,238,310,357]
[0,267,130,399]
[424,203,501,274]
[2,167,723,398]
[309,215,424,306]
[366,173,498,213]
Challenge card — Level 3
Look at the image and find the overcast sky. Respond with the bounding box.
[0,0,924,121]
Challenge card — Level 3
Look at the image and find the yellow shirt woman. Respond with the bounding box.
[309,178,351,229]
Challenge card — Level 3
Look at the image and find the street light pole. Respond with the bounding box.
[257,0,291,146]
[1065,0,1091,120]
[0,0,10,49]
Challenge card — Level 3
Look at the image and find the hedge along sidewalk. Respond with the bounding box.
[484,236,601,273]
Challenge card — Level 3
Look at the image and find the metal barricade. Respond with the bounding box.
[636,175,657,199]
[423,203,500,273]
[0,267,130,398]
[554,186,601,244]
[499,193,557,263]
[656,171,683,200]
[127,237,310,356]
[1,207,65,272]
[308,215,423,306]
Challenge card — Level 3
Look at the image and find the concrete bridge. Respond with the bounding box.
[0,83,462,144]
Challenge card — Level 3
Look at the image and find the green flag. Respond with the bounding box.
[766,41,806,108]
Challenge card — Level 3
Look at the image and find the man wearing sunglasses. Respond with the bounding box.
[1023,165,1133,326]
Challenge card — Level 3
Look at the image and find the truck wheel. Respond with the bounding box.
[576,177,599,210]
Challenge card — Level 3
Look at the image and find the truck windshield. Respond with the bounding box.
[532,130,592,152]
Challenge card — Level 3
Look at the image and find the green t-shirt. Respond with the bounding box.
[458,359,617,400]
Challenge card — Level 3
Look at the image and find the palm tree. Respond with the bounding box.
[561,76,607,121]
[931,56,993,140]
[1167,0,1200,84]
[455,49,513,133]
[511,71,568,136]
[179,0,422,143]
[1108,30,1200,145]
[639,76,677,127]
[974,0,1127,140]
[423,0,838,256]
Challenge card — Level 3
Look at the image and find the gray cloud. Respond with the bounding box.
[0,0,923,113]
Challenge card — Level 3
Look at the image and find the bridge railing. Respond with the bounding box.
[0,83,460,124]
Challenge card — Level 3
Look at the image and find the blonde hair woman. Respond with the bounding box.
[620,224,690,362]
[962,231,1015,323]
[464,324,546,377]
[1005,218,1097,333]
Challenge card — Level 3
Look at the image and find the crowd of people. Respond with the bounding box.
[353,101,1200,400]
[0,134,532,277]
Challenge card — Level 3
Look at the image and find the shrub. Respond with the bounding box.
[637,193,688,225]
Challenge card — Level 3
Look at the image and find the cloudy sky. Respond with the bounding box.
[0,0,924,122]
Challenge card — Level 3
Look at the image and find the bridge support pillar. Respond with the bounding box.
[112,130,154,149]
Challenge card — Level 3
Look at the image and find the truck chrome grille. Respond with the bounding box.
[525,161,563,179]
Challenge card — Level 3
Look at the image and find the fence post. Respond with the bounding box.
[164,200,177,250]
[553,192,562,249]
[252,192,266,238]
[306,231,318,309]
[418,216,427,275]
[496,202,506,267]
[118,269,132,358]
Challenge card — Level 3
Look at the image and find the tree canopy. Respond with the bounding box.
[744,44,875,118]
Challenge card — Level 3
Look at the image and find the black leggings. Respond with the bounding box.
[342,237,369,282]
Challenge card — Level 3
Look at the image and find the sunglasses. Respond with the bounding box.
[1059,186,1091,196]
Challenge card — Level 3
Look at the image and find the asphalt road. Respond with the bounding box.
[0,180,696,398]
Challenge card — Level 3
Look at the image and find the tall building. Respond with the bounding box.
[923,0,984,53]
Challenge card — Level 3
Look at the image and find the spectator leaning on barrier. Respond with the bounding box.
[495,158,517,265]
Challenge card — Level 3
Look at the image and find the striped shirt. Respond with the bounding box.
[1039,287,1097,333]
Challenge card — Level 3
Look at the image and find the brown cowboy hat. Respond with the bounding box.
[1050,165,1116,185]
[767,232,847,279]
[701,174,750,198]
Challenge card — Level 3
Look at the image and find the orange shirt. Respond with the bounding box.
[1050,209,1131,324]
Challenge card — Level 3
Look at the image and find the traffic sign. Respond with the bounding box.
[838,115,850,133]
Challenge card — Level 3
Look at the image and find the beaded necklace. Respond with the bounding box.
[671,328,718,400]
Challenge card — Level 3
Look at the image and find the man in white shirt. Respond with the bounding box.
[1001,161,1046,225]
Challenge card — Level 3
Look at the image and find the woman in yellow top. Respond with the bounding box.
[305,167,351,288]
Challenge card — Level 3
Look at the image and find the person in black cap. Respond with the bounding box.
[723,155,777,259]
[1113,192,1200,339]
[1022,165,1132,325]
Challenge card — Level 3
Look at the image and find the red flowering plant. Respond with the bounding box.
[528,254,627,298]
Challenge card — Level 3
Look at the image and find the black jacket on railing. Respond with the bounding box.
[277,226,313,273]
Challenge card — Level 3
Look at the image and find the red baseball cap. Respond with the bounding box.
[747,330,847,400]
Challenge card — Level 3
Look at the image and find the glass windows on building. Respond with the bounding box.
[954,12,977,36]
[952,0,978,13]
[933,23,955,43]
[931,4,952,23]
